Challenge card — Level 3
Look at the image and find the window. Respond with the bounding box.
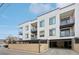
[26,34,29,38]
[60,31,65,37]
[49,28,56,36]
[61,17,70,25]
[31,35,34,37]
[40,20,45,27]
[20,27,23,29]
[49,16,56,25]
[60,29,70,37]
[26,26,29,31]
[65,29,70,36]
[40,31,45,37]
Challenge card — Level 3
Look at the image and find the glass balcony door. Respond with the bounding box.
[60,29,70,37]
[60,17,74,26]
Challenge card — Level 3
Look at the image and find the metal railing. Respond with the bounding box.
[60,32,75,37]
[31,28,37,32]
[19,32,23,35]
[60,19,74,26]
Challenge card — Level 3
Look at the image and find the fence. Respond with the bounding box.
[8,40,48,53]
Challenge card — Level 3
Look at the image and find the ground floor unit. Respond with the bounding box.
[8,37,79,53]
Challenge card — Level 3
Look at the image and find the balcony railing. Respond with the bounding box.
[61,20,74,26]
[60,32,75,37]
[31,28,37,33]
[19,32,23,35]
[31,36,37,40]
[60,19,74,26]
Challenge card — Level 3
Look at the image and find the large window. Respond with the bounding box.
[26,26,29,31]
[60,29,70,37]
[49,16,56,25]
[40,20,45,27]
[40,31,45,37]
[60,31,65,37]
[49,28,56,36]
[61,17,70,25]
[26,34,29,38]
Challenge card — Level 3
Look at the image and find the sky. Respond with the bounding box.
[0,3,71,39]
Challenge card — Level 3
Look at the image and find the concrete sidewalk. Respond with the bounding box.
[0,48,79,55]
[40,48,79,55]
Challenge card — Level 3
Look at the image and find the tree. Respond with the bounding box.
[5,35,18,44]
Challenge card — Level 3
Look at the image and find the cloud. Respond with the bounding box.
[29,3,53,15]
[56,3,72,8]
[29,3,73,15]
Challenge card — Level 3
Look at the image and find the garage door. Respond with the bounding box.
[49,40,72,49]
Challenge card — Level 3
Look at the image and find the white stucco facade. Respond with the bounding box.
[19,4,79,40]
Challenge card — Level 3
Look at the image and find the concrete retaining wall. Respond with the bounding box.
[8,44,48,53]
[40,44,48,52]
[73,44,79,52]
[72,39,79,52]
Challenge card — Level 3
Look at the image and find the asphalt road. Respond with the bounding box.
[0,48,79,55]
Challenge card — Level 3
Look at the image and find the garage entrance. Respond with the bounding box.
[49,41,57,48]
[64,41,71,49]
[49,39,72,49]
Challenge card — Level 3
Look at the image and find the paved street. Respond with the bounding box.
[0,48,79,55]
[41,48,79,55]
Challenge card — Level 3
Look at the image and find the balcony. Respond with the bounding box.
[19,32,23,35]
[31,28,37,33]
[60,18,74,28]
[60,30,75,37]
[31,35,37,40]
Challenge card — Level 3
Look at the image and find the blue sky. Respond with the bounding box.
[0,3,70,39]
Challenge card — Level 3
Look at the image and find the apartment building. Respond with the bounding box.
[19,4,79,49]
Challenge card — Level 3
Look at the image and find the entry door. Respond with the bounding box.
[64,41,71,49]
[64,41,68,48]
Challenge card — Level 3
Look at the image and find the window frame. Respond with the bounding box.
[39,31,45,37]
[60,29,70,37]
[49,16,56,25]
[40,20,45,27]
[26,34,29,38]
[26,26,29,31]
[49,28,56,36]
